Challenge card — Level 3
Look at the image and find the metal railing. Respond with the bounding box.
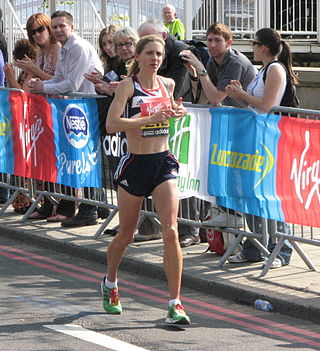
[0,91,320,277]
[2,0,319,60]
[192,0,320,40]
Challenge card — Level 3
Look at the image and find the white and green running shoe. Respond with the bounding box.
[101,280,122,314]
[165,304,190,325]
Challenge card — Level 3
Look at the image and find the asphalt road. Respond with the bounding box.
[1,236,320,351]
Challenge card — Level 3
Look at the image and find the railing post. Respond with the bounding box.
[184,0,192,40]
[48,0,56,15]
[257,0,270,29]
[100,0,107,25]
[129,0,138,30]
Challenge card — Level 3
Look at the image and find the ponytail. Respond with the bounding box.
[126,58,139,77]
[278,40,299,85]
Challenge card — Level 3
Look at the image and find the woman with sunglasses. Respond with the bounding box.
[16,13,61,220]
[225,28,297,268]
[14,13,60,81]
[225,28,298,113]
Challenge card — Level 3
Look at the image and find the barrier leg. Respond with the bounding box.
[290,240,318,271]
[216,233,245,267]
[259,236,285,278]
[0,189,20,215]
[20,194,42,222]
[94,208,119,239]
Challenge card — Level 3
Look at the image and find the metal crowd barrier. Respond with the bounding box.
[0,95,320,277]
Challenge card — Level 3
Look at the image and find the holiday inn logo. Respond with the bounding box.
[169,114,191,164]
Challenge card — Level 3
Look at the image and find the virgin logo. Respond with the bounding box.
[290,130,320,210]
[19,102,45,167]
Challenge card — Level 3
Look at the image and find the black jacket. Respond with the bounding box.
[158,34,189,99]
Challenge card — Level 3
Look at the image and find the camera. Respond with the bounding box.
[179,52,188,64]
[102,70,119,83]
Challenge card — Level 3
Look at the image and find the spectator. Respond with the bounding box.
[29,10,104,227]
[225,28,296,268]
[180,22,256,230]
[4,38,37,91]
[11,13,62,220]
[85,27,139,236]
[86,27,138,97]
[163,4,185,41]
[103,34,190,325]
[138,20,189,99]
[84,25,121,131]
[16,13,60,81]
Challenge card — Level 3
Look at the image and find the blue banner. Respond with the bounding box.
[50,98,102,188]
[207,107,284,221]
[0,90,14,174]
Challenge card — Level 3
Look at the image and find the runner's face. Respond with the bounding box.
[206,33,230,60]
[136,41,164,73]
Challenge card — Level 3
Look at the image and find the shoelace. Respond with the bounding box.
[173,304,186,314]
[108,288,120,306]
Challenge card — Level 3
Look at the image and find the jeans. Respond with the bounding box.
[0,173,9,203]
[243,215,293,265]
[77,187,98,217]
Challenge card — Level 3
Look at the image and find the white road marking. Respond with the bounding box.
[44,324,151,351]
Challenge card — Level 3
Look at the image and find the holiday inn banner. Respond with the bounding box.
[0,90,319,227]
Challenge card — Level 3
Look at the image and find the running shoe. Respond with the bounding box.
[101,279,122,314]
[165,304,190,325]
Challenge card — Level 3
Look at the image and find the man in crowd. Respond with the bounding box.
[29,10,104,228]
[179,22,256,231]
[163,4,185,41]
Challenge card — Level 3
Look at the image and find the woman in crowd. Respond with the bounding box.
[4,38,37,91]
[85,27,139,96]
[84,27,140,235]
[7,13,74,221]
[84,25,121,95]
[14,13,61,82]
[225,28,297,268]
[225,27,298,113]
[101,34,190,325]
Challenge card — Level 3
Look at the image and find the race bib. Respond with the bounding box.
[140,97,171,137]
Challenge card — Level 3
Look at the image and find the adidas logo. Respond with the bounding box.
[136,98,144,105]
[120,179,129,186]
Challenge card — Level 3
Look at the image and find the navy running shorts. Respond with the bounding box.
[113,150,179,197]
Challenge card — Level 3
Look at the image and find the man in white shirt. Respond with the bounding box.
[29,10,103,94]
[29,11,104,228]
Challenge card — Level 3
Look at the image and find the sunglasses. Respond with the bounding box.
[116,41,133,49]
[29,26,47,36]
[251,40,263,46]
